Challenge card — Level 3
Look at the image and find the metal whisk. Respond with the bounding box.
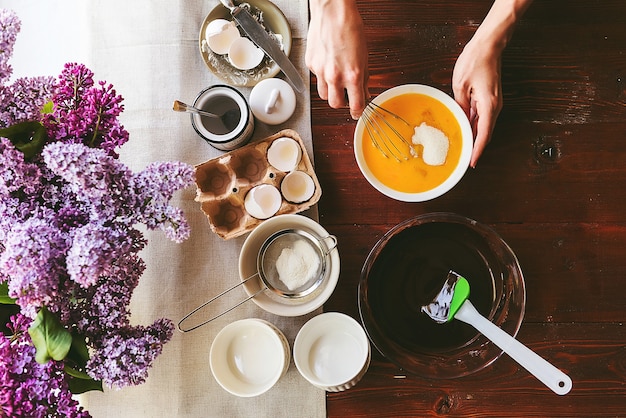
[361,102,414,162]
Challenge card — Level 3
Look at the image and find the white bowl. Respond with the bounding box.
[293,312,370,392]
[239,214,340,316]
[354,84,473,202]
[209,318,290,397]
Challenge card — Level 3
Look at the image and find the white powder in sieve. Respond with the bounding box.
[412,122,450,166]
[275,239,320,291]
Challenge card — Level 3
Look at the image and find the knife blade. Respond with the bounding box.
[220,0,306,93]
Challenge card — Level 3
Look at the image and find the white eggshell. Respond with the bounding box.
[244,184,282,219]
[280,171,315,203]
[205,19,240,55]
[228,37,265,70]
[266,137,302,172]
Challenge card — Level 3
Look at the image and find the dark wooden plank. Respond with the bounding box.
[327,323,626,417]
[317,0,626,416]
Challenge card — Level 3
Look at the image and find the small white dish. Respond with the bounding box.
[210,318,290,397]
[239,214,340,316]
[293,312,370,392]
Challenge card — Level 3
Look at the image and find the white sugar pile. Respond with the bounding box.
[412,122,450,166]
[275,240,320,291]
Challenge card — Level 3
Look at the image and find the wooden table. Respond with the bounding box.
[313,1,626,416]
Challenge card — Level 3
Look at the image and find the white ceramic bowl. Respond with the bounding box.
[293,312,370,392]
[354,84,473,202]
[209,318,290,397]
[239,214,340,316]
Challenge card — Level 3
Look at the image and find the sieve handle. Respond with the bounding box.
[177,273,265,332]
[322,235,338,256]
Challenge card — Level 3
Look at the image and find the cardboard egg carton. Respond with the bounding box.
[194,129,322,239]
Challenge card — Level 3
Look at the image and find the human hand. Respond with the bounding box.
[306,0,369,120]
[452,37,503,168]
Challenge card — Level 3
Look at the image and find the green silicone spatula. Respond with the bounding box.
[422,271,572,395]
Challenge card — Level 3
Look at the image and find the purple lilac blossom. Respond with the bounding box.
[0,314,91,417]
[42,141,135,222]
[0,7,195,399]
[133,161,195,242]
[0,218,68,318]
[86,319,174,388]
[0,10,56,128]
[68,250,145,335]
[43,63,129,156]
[0,76,55,127]
[0,9,20,84]
[65,222,141,288]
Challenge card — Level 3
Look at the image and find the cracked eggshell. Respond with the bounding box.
[267,137,302,172]
[205,19,240,55]
[280,171,315,203]
[228,37,265,70]
[244,184,282,220]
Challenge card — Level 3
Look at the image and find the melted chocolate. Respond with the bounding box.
[365,222,497,353]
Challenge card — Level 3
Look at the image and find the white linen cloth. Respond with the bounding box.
[2,0,324,416]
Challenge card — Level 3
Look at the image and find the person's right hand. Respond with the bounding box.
[306,0,369,120]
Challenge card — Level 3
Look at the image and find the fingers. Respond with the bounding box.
[470,96,500,168]
[452,84,472,120]
[314,70,368,120]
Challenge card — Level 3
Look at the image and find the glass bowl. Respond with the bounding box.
[358,212,525,379]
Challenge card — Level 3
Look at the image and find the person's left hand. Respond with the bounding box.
[452,37,504,168]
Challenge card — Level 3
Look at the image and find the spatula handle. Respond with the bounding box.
[455,300,572,395]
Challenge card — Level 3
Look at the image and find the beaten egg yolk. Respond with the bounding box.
[362,93,463,193]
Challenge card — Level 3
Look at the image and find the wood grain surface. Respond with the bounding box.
[314,1,626,416]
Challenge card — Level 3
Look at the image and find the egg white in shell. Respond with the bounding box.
[228,37,265,70]
[267,137,302,172]
[205,19,240,55]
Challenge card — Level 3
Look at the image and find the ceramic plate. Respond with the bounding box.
[199,0,292,87]
[239,214,340,316]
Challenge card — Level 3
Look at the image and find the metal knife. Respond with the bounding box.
[220,0,306,93]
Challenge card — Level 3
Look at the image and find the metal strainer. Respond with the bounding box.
[177,228,337,332]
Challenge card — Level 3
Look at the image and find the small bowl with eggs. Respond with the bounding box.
[354,84,473,202]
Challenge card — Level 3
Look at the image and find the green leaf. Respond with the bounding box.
[0,282,16,304]
[67,375,104,394]
[41,100,54,114]
[28,307,72,364]
[68,331,90,365]
[64,364,92,380]
[0,121,48,160]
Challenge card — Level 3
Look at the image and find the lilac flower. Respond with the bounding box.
[0,76,56,127]
[43,63,129,156]
[0,218,68,318]
[65,223,143,288]
[1,7,195,408]
[68,250,145,335]
[42,141,134,222]
[0,314,91,417]
[86,319,174,388]
[0,11,56,127]
[133,161,196,242]
[0,9,20,84]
